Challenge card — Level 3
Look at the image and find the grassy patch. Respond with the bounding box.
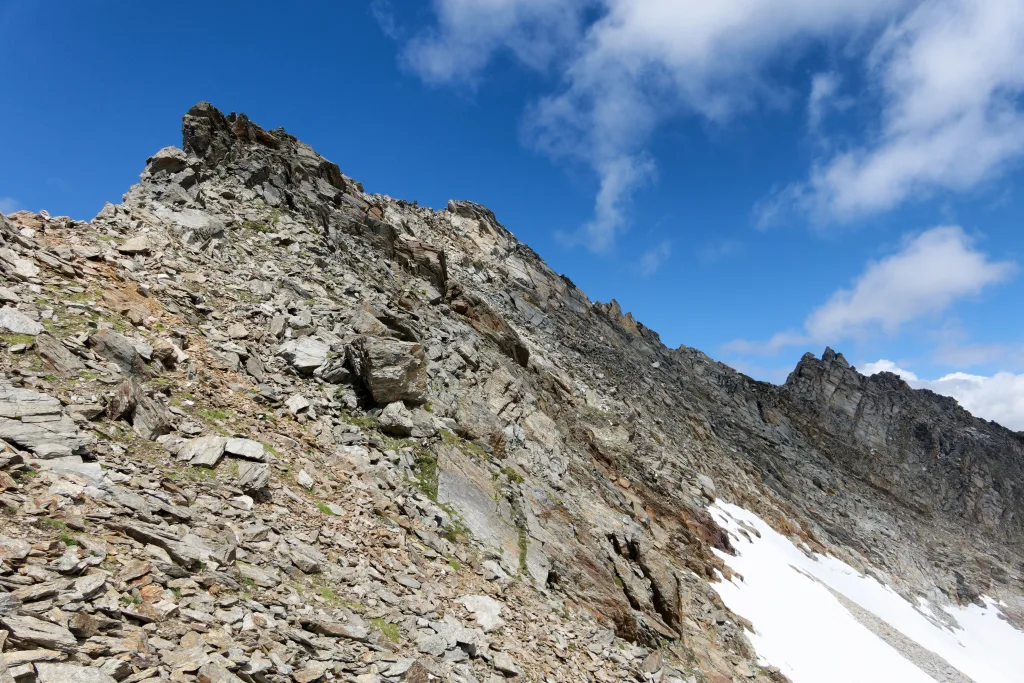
[448,559,462,571]
[198,407,231,422]
[60,532,79,546]
[191,465,217,481]
[307,578,361,611]
[1,333,35,346]
[39,518,68,531]
[344,413,378,430]
[438,502,471,543]
[412,449,438,501]
[316,501,336,516]
[440,429,488,460]
[501,466,524,486]
[241,220,272,233]
[371,618,401,643]
[517,526,529,573]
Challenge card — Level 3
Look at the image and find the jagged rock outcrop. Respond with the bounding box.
[0,102,1018,683]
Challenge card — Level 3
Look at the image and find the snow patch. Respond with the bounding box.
[708,501,1024,683]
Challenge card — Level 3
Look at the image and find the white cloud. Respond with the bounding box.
[402,0,907,249]
[0,197,18,214]
[399,0,591,86]
[805,227,1015,340]
[863,362,1024,431]
[792,0,1024,221]
[858,359,918,381]
[637,239,671,276]
[807,71,842,132]
[404,1,1024,240]
[726,226,1016,354]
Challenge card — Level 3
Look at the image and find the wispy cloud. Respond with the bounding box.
[807,71,842,133]
[399,0,908,248]
[637,240,671,276]
[726,226,1016,355]
[0,197,18,214]
[768,0,1024,224]
[369,0,399,40]
[696,238,743,264]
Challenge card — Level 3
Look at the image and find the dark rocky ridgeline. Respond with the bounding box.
[0,102,1018,683]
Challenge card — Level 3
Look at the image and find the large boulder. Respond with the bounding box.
[348,336,427,404]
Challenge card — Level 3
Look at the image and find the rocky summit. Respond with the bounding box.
[0,102,1019,683]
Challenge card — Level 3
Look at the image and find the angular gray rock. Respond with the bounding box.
[116,235,151,254]
[349,335,428,404]
[34,333,85,374]
[0,307,43,336]
[0,381,87,457]
[132,393,174,440]
[236,461,270,491]
[224,437,266,461]
[87,329,146,375]
[378,401,414,437]
[176,435,227,466]
[0,615,77,651]
[276,336,330,375]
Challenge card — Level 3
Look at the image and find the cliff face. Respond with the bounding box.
[0,103,1020,683]
[784,349,1024,540]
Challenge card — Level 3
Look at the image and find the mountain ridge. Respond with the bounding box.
[0,101,1019,683]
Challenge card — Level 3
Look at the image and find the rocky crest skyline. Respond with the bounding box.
[0,103,1019,683]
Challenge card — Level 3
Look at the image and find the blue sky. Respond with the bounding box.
[2,0,1024,427]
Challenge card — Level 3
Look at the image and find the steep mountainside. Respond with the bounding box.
[0,102,1020,683]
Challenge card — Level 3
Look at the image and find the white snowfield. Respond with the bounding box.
[708,502,1024,683]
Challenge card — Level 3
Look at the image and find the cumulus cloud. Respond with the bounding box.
[858,359,919,381]
[0,197,18,214]
[399,0,591,86]
[783,0,1024,222]
[726,226,1016,354]
[863,362,1024,431]
[401,2,1024,241]
[400,0,908,249]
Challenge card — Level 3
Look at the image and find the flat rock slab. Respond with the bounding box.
[0,614,77,651]
[177,435,227,466]
[457,595,505,633]
[116,235,152,254]
[35,663,117,683]
[277,336,330,375]
[224,437,266,461]
[0,307,43,335]
[0,381,87,457]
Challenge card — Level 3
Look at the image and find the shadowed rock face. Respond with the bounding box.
[0,102,1020,682]
[783,349,1024,541]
